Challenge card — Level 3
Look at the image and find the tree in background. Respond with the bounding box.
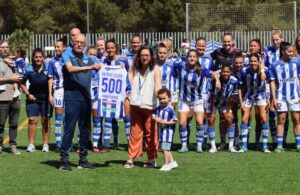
[8,29,32,55]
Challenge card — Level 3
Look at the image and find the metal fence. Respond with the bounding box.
[1,30,299,56]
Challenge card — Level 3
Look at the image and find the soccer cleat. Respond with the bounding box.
[11,145,21,155]
[275,147,284,153]
[113,142,119,150]
[297,146,300,153]
[42,144,49,152]
[92,147,100,153]
[26,144,36,152]
[209,147,217,153]
[262,147,271,153]
[77,161,95,170]
[169,161,178,169]
[218,143,226,150]
[0,146,3,153]
[59,161,72,171]
[55,147,61,153]
[238,145,248,153]
[196,146,203,153]
[228,147,238,153]
[143,160,157,168]
[178,146,188,153]
[159,164,172,171]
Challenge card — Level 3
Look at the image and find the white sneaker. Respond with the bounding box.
[209,147,217,153]
[169,161,178,169]
[159,164,172,171]
[228,147,238,153]
[42,144,49,152]
[26,144,36,152]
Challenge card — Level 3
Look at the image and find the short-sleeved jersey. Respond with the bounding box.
[97,66,131,119]
[48,56,64,90]
[269,58,300,101]
[211,76,238,108]
[264,46,279,67]
[210,47,241,71]
[172,61,212,102]
[158,61,176,93]
[154,105,177,143]
[199,53,213,94]
[22,64,49,101]
[62,51,97,101]
[123,49,135,67]
[240,67,269,101]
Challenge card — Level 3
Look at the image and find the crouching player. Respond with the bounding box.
[270,42,300,153]
[153,88,178,171]
[238,53,270,153]
[208,65,238,153]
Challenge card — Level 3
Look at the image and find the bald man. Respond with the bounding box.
[59,34,101,171]
[64,27,81,55]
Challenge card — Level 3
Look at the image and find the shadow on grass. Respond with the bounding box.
[40,160,109,169]
[104,160,145,168]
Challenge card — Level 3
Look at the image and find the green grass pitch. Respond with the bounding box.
[0,95,299,194]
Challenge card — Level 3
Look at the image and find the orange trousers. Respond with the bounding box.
[128,105,158,161]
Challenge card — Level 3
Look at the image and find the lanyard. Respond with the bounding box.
[138,69,149,94]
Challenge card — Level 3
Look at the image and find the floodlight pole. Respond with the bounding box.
[87,0,90,45]
[185,3,189,39]
[294,1,297,36]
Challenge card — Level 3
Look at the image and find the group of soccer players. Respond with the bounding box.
[44,28,300,161]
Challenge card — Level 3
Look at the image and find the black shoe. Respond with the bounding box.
[78,161,95,170]
[59,161,72,171]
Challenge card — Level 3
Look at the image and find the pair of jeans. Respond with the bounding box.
[0,99,21,146]
[60,100,91,163]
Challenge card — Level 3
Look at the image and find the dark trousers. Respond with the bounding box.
[0,99,20,146]
[60,100,91,163]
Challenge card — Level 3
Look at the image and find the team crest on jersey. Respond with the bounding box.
[83,59,89,64]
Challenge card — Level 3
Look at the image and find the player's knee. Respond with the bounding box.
[28,117,38,124]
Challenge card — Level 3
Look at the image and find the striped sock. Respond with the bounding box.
[240,123,249,149]
[277,134,283,148]
[104,118,113,148]
[54,114,63,148]
[187,122,191,144]
[196,125,205,148]
[269,111,277,143]
[92,117,102,147]
[203,120,208,143]
[179,127,188,146]
[261,123,269,149]
[295,133,300,148]
[123,115,131,141]
[208,127,216,148]
[227,127,235,148]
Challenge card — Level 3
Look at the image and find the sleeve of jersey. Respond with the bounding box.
[125,74,131,93]
[232,80,238,95]
[269,64,276,80]
[239,71,245,86]
[172,61,181,78]
[297,59,300,77]
[122,59,130,72]
[62,53,71,64]
[21,67,29,85]
[48,60,54,78]
[202,68,212,78]
[170,109,177,121]
[263,48,269,67]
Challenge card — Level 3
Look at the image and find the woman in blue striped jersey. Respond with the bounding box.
[173,49,221,153]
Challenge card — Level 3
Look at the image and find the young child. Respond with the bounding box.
[153,88,178,171]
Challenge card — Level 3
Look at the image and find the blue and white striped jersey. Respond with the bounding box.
[269,58,300,101]
[103,56,130,72]
[199,53,213,94]
[211,76,238,108]
[172,61,213,102]
[14,57,26,75]
[97,52,106,63]
[240,67,269,101]
[264,46,279,67]
[158,61,176,93]
[48,56,64,90]
[123,49,135,67]
[155,105,177,143]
